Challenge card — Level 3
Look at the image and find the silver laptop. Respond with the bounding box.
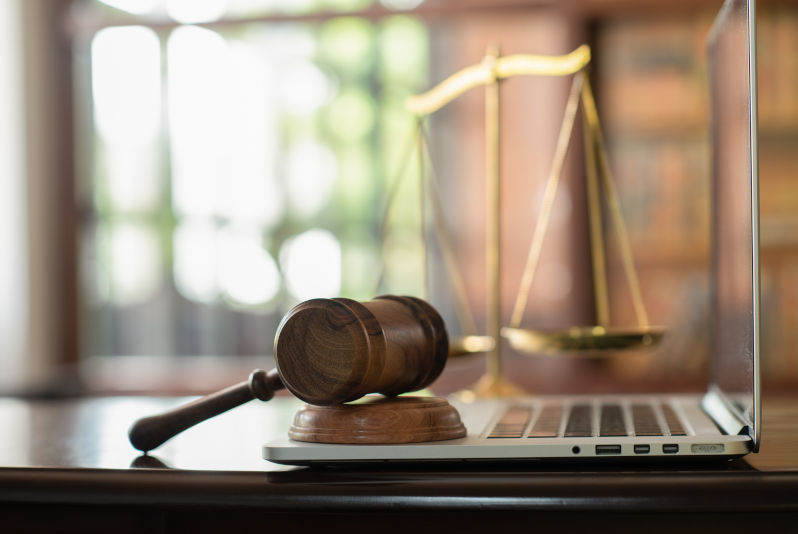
[265,0,760,465]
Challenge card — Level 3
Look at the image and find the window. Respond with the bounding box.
[71,0,595,393]
[77,0,430,360]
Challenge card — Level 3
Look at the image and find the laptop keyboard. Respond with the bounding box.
[487,406,531,438]
[599,404,626,436]
[661,404,687,436]
[487,401,687,439]
[564,405,592,437]
[631,404,662,436]
[527,405,562,437]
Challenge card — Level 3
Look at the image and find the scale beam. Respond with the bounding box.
[406,45,591,116]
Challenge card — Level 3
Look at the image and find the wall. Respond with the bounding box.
[0,0,29,389]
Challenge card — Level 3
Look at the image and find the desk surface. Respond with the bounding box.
[1,393,797,532]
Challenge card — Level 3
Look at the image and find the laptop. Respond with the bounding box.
[264,0,760,465]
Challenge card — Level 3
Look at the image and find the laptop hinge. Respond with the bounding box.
[702,388,749,437]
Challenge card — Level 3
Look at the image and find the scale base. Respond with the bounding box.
[456,373,526,401]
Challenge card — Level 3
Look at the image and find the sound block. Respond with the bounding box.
[288,396,467,444]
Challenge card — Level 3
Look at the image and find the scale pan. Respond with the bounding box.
[502,325,665,355]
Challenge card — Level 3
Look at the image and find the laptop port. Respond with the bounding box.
[595,445,621,455]
[691,443,724,454]
[633,444,650,454]
[663,444,679,454]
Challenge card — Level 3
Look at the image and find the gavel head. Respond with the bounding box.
[274,296,448,406]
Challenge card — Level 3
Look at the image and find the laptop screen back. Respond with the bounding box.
[708,0,759,443]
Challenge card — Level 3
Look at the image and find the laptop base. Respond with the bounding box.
[264,394,752,466]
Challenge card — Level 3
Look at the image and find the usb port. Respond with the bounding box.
[634,444,650,454]
[595,445,622,455]
[663,444,679,454]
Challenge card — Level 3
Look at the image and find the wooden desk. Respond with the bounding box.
[0,394,796,533]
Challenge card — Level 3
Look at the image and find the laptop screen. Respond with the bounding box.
[708,0,759,443]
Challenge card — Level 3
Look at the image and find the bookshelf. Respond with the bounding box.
[597,4,798,385]
[417,1,798,393]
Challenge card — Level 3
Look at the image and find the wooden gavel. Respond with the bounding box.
[128,295,449,451]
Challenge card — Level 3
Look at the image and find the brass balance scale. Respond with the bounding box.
[380,44,665,398]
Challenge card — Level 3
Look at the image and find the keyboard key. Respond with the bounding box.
[564,404,593,437]
[662,404,687,436]
[488,406,531,438]
[528,405,563,438]
[599,404,627,436]
[631,404,663,436]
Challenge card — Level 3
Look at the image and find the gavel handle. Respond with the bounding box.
[128,368,284,452]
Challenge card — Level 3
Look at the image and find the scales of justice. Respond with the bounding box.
[128,44,667,452]
[383,43,665,398]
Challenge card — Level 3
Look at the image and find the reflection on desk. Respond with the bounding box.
[0,396,302,471]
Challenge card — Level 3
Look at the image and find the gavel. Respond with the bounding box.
[128,295,449,452]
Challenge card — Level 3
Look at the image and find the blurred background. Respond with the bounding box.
[0,0,795,397]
